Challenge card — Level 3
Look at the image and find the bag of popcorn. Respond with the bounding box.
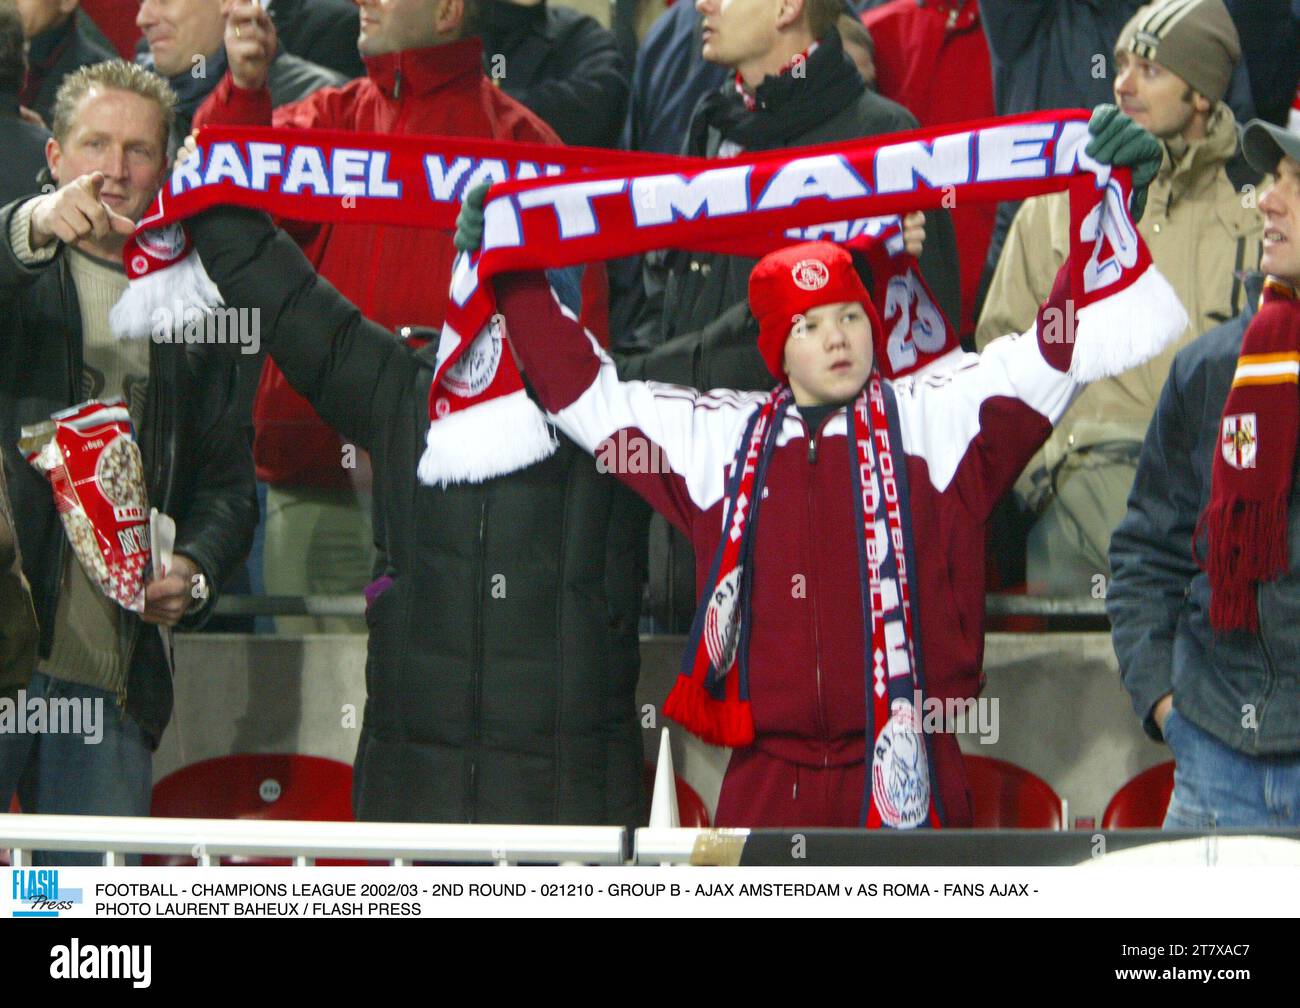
[20,398,150,612]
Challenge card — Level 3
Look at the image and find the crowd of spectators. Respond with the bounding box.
[2,0,1300,841]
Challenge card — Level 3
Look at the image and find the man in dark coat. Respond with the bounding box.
[1108,119,1300,827]
[621,0,726,156]
[0,62,255,859]
[185,0,648,826]
[181,201,648,827]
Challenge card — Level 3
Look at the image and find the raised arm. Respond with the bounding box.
[496,270,761,536]
[895,250,1186,523]
[194,1,355,132]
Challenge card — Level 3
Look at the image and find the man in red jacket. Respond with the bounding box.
[193,0,562,630]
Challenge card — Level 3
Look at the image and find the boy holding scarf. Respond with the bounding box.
[458,109,1181,828]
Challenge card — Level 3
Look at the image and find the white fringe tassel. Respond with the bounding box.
[418,388,559,486]
[109,251,224,342]
[1068,264,1189,384]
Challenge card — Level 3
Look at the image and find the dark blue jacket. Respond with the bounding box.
[1109,273,1300,755]
[620,0,726,155]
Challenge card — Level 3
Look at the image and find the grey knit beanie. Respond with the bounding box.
[1116,0,1241,103]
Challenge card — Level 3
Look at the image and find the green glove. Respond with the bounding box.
[454,181,491,253]
[1084,103,1163,224]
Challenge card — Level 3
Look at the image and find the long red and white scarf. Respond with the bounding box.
[111,109,1164,485]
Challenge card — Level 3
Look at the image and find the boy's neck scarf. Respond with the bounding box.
[672,378,942,829]
[111,108,1164,486]
[1198,278,1300,632]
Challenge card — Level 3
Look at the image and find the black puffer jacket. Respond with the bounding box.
[188,207,647,827]
[0,197,257,747]
[628,27,962,362]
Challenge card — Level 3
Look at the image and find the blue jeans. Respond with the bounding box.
[0,671,152,865]
[1163,706,1300,829]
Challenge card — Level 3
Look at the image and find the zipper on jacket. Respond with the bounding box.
[802,411,832,765]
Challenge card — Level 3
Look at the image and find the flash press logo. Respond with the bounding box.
[50,939,151,988]
[11,869,82,917]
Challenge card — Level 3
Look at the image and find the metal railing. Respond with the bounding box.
[0,813,626,867]
[214,593,1110,625]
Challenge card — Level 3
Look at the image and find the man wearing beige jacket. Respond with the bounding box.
[976,0,1262,595]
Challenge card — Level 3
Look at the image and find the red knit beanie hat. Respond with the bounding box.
[749,241,880,379]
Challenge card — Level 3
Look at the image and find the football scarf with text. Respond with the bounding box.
[1198,278,1300,632]
[112,108,1161,486]
[672,378,941,829]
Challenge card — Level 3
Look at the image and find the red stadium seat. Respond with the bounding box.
[147,754,358,866]
[642,763,711,827]
[1101,761,1175,829]
[964,754,1066,829]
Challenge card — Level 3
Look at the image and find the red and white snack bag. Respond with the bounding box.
[20,398,150,612]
